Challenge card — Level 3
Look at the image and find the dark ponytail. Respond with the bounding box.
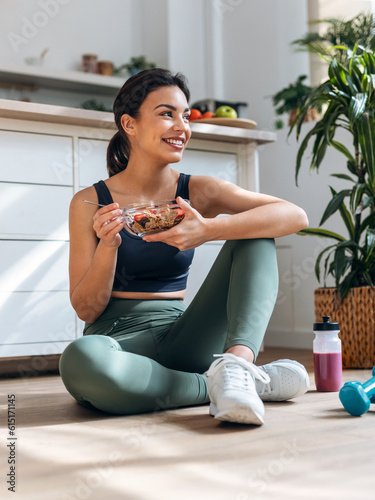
[107,68,190,177]
[106,131,130,177]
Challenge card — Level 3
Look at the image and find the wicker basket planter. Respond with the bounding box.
[314,287,375,368]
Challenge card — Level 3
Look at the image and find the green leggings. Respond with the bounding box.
[59,239,278,415]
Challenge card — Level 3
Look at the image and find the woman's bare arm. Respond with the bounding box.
[69,188,124,323]
[143,176,308,250]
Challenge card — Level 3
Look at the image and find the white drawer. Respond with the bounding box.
[0,183,72,239]
[78,138,108,188]
[178,149,238,183]
[0,130,73,185]
[0,291,76,345]
[0,240,69,292]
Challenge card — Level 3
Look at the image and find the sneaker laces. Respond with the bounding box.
[211,354,270,390]
[255,365,276,397]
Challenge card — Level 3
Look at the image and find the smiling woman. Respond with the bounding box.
[59,68,309,426]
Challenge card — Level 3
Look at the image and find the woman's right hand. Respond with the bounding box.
[92,203,124,247]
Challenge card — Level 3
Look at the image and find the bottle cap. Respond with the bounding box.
[313,315,339,331]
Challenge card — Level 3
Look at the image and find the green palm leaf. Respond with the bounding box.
[362,270,374,286]
[319,189,351,226]
[330,187,355,239]
[330,173,356,182]
[315,244,337,282]
[365,229,375,262]
[311,130,328,170]
[357,112,375,186]
[348,93,367,124]
[330,140,355,162]
[329,59,349,93]
[298,228,346,241]
[339,271,357,299]
[294,123,325,184]
[334,245,347,281]
[359,212,375,236]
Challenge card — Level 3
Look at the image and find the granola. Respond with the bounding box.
[124,202,185,236]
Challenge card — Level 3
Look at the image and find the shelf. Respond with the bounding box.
[0,63,126,95]
[0,99,115,129]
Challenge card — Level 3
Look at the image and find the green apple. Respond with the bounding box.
[215,105,237,118]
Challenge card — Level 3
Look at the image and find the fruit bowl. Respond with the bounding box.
[122,199,187,237]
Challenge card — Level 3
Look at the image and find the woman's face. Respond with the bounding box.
[123,85,192,164]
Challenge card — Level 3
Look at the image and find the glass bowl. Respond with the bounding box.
[122,199,188,237]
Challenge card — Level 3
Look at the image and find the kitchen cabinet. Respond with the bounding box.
[0,99,276,359]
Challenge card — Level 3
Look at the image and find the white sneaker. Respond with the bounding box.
[255,359,310,402]
[206,353,271,425]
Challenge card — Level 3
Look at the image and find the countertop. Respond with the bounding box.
[0,99,277,145]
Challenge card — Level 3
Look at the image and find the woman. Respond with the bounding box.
[59,68,309,426]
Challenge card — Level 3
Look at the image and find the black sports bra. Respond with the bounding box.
[93,173,195,292]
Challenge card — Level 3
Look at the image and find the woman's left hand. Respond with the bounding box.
[142,197,208,250]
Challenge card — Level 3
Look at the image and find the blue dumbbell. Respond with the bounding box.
[339,366,375,416]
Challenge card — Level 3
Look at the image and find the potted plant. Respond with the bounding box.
[272,13,375,129]
[272,75,320,128]
[292,12,375,66]
[114,55,156,77]
[290,45,375,368]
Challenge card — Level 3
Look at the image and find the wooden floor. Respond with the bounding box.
[0,348,374,500]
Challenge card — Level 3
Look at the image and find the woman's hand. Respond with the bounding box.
[142,197,208,250]
[92,203,125,248]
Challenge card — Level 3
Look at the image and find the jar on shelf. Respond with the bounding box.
[82,54,98,73]
[97,61,113,76]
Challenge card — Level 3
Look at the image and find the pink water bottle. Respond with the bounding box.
[313,316,342,392]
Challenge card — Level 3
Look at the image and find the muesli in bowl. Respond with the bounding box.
[122,199,188,237]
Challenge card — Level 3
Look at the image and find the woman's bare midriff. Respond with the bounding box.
[111,290,186,300]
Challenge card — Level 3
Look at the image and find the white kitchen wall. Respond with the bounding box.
[213,1,312,347]
[167,0,208,99]
[0,0,169,106]
[1,0,131,69]
[0,0,219,106]
[221,0,310,131]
